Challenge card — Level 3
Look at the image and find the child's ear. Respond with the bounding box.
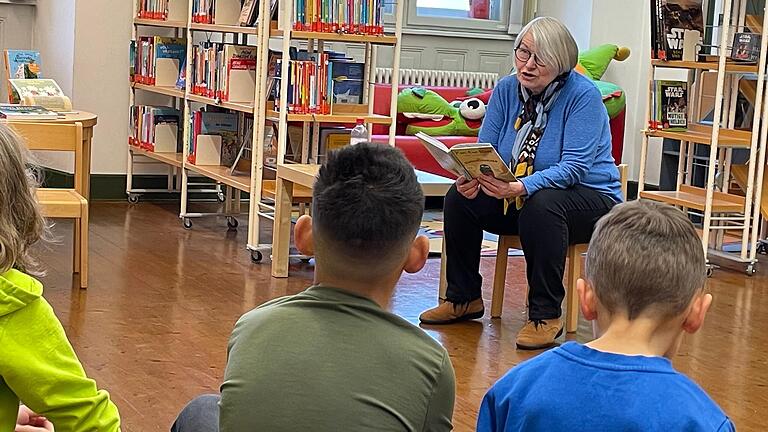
[577,278,598,321]
[403,235,429,274]
[682,292,713,334]
[294,215,314,256]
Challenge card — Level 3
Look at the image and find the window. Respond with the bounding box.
[416,0,502,21]
[383,0,528,35]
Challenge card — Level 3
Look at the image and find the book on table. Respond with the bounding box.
[0,104,59,120]
[415,132,517,182]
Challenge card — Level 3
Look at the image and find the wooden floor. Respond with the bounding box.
[34,202,768,431]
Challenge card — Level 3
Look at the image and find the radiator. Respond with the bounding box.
[375,68,500,89]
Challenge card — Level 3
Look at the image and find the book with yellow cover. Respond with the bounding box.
[415,132,516,182]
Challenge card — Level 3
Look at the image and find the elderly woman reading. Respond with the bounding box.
[420,17,622,350]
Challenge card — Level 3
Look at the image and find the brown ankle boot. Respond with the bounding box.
[419,298,485,324]
[516,318,564,350]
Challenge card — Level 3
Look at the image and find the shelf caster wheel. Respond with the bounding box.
[227,216,239,230]
[251,250,263,263]
[183,218,193,230]
[706,266,714,278]
[128,194,139,204]
[746,264,756,276]
[218,191,226,202]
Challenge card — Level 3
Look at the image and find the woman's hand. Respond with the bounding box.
[456,175,480,199]
[477,175,527,199]
[16,405,54,432]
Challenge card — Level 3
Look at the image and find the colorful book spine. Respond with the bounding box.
[293,0,383,34]
[137,0,169,20]
[275,54,332,115]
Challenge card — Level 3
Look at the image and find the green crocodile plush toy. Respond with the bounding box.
[396,86,490,136]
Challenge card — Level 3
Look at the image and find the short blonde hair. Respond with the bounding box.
[0,124,47,274]
[514,16,579,75]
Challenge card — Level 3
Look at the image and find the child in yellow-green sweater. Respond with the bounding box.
[0,124,121,431]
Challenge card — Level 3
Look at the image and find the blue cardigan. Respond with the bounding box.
[479,71,623,203]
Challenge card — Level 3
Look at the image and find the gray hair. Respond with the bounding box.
[585,200,707,320]
[514,16,579,75]
[0,124,48,275]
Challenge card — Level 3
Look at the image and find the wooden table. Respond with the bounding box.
[5,112,98,199]
[271,163,454,277]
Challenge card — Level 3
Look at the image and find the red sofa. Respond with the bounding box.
[370,83,625,178]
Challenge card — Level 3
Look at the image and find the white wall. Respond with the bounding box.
[72,0,132,175]
[536,0,593,50]
[35,0,74,96]
[33,0,132,175]
[588,0,656,183]
[34,0,75,172]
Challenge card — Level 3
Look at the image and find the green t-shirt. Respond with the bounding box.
[220,285,455,431]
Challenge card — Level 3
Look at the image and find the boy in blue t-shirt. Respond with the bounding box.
[477,200,735,431]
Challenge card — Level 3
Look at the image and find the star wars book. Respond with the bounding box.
[660,0,704,61]
[731,32,761,63]
[654,80,688,131]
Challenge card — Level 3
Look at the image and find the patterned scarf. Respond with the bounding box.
[507,72,570,211]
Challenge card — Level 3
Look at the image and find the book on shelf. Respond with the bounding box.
[649,80,688,131]
[238,0,278,26]
[731,32,761,63]
[9,78,73,112]
[650,0,704,61]
[3,50,42,104]
[188,110,240,166]
[238,0,258,26]
[274,52,332,115]
[137,0,169,20]
[131,36,186,88]
[415,132,517,181]
[192,0,246,25]
[0,104,58,120]
[129,105,182,152]
[319,127,351,159]
[192,0,216,23]
[265,50,281,101]
[331,60,363,104]
[292,0,384,35]
[191,43,257,102]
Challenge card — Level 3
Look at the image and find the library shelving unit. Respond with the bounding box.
[127,0,403,262]
[128,0,267,232]
[128,0,189,202]
[245,0,405,262]
[638,0,768,275]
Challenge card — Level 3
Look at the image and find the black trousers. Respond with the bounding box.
[443,184,617,320]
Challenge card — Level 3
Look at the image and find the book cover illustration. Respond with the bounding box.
[4,50,42,103]
[199,112,239,166]
[331,61,363,104]
[655,80,688,131]
[661,0,704,61]
[731,32,761,63]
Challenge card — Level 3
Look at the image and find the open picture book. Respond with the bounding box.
[415,132,517,182]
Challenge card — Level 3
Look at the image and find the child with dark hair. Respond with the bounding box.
[173,143,455,432]
[477,200,734,431]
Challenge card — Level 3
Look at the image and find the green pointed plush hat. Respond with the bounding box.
[575,44,630,80]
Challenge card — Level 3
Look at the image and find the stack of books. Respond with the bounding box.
[649,80,688,131]
[137,0,169,20]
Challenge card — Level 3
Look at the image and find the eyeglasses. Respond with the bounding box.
[514,47,547,68]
